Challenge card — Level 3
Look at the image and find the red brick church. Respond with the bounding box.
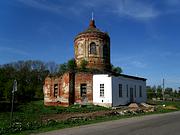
[43,18,111,107]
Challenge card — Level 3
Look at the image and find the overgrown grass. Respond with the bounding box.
[1,100,180,135]
[0,101,109,135]
[17,100,109,114]
[147,100,180,110]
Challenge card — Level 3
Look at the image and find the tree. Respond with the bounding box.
[174,90,178,98]
[0,67,16,102]
[146,86,156,99]
[67,59,76,71]
[0,60,49,102]
[80,59,88,71]
[111,64,123,74]
[113,66,122,74]
[45,61,59,74]
[165,87,173,97]
[58,63,67,75]
[156,85,163,99]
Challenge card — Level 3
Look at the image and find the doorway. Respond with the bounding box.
[80,84,87,103]
[130,88,134,103]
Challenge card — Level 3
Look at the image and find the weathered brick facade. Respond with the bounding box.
[44,19,110,107]
[74,72,93,103]
[44,73,72,107]
[44,72,93,106]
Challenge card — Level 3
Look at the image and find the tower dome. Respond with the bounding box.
[74,19,110,71]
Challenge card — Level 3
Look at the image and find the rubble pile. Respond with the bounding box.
[42,103,156,122]
[110,103,155,116]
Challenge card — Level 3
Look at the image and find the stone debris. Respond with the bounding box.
[139,103,155,112]
[106,103,155,117]
[140,103,153,108]
[128,103,139,108]
[42,103,155,122]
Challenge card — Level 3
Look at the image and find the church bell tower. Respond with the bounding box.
[74,18,111,71]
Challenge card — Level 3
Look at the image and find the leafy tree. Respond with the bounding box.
[111,64,123,74]
[146,86,155,99]
[146,85,180,100]
[174,90,178,98]
[0,60,49,102]
[165,87,173,97]
[113,66,122,74]
[80,59,88,71]
[45,61,59,74]
[58,63,67,75]
[67,59,76,71]
[156,85,163,99]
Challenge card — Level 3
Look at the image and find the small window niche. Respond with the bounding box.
[54,84,58,97]
[90,42,97,55]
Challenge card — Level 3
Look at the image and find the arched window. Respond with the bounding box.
[90,42,96,54]
[103,45,108,58]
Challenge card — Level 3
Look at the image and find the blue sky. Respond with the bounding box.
[0,0,180,89]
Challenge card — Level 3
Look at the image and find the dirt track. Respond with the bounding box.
[42,110,114,122]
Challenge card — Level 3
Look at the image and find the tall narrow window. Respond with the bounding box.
[100,84,104,97]
[126,84,128,97]
[139,86,142,97]
[134,85,136,98]
[103,45,108,58]
[54,84,58,97]
[80,84,87,97]
[119,84,122,97]
[90,42,96,54]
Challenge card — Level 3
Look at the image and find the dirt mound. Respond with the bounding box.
[128,103,139,108]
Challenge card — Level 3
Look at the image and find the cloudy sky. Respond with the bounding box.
[0,0,180,89]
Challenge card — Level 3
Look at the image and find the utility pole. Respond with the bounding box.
[10,80,17,127]
[162,78,165,101]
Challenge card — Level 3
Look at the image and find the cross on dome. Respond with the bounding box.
[89,12,96,28]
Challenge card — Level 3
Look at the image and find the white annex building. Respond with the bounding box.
[93,74,147,107]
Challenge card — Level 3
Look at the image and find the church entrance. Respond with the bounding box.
[130,88,134,103]
[80,84,87,103]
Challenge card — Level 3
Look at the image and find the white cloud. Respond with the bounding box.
[114,0,159,20]
[165,0,180,6]
[82,0,160,20]
[17,0,85,16]
[112,55,147,69]
[17,0,180,21]
[131,60,147,68]
[17,0,63,14]
[158,51,180,59]
[0,47,29,56]
[17,0,159,20]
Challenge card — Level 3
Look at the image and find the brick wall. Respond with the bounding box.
[74,72,93,104]
[44,72,93,106]
[44,73,71,107]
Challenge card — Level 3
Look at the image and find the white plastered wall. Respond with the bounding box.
[93,74,112,107]
[112,76,147,106]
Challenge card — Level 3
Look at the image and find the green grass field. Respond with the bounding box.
[0,101,109,135]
